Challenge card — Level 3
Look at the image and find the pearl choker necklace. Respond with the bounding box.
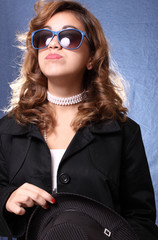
[47,91,84,106]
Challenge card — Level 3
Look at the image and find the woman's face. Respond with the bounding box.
[38,11,92,89]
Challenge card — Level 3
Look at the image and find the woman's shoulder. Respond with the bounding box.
[89,117,141,142]
[117,117,143,147]
[119,116,140,129]
[118,116,141,134]
[92,116,140,133]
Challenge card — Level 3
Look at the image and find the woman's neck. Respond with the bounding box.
[47,77,83,98]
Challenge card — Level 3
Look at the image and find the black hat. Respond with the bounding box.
[25,193,138,240]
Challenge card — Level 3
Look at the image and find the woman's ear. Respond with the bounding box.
[86,57,93,70]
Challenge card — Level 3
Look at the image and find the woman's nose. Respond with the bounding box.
[47,35,62,49]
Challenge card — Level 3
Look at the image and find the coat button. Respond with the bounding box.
[59,173,70,184]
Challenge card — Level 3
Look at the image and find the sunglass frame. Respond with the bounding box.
[31,28,89,50]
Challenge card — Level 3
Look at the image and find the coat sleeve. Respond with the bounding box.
[0,136,31,239]
[120,121,158,240]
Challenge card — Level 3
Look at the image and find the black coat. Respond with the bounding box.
[0,115,158,239]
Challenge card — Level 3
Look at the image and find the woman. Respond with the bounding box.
[0,0,158,239]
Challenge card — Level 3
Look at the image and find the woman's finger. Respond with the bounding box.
[8,202,26,216]
[5,183,55,215]
[22,183,55,204]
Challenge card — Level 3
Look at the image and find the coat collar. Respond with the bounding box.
[89,120,121,134]
[0,115,121,136]
[60,120,121,162]
[0,115,43,140]
[0,115,122,167]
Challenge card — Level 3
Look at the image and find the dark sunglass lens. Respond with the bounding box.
[59,30,82,49]
[33,30,53,49]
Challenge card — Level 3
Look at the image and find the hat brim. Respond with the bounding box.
[25,193,138,240]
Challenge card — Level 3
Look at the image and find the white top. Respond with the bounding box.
[50,149,66,193]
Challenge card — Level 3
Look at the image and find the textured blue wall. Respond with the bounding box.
[0,1,158,236]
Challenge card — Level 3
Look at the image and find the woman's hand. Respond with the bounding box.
[5,183,55,215]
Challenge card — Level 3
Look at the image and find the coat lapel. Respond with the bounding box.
[0,116,45,182]
[62,126,95,161]
[8,136,32,182]
[61,120,121,161]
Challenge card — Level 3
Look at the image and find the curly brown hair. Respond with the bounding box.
[8,0,128,132]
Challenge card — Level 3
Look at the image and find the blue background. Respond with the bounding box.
[0,0,157,238]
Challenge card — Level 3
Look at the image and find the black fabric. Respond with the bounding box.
[25,193,139,240]
[0,115,158,239]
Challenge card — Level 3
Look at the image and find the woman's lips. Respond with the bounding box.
[45,53,63,59]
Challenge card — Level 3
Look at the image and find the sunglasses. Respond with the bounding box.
[31,28,89,50]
